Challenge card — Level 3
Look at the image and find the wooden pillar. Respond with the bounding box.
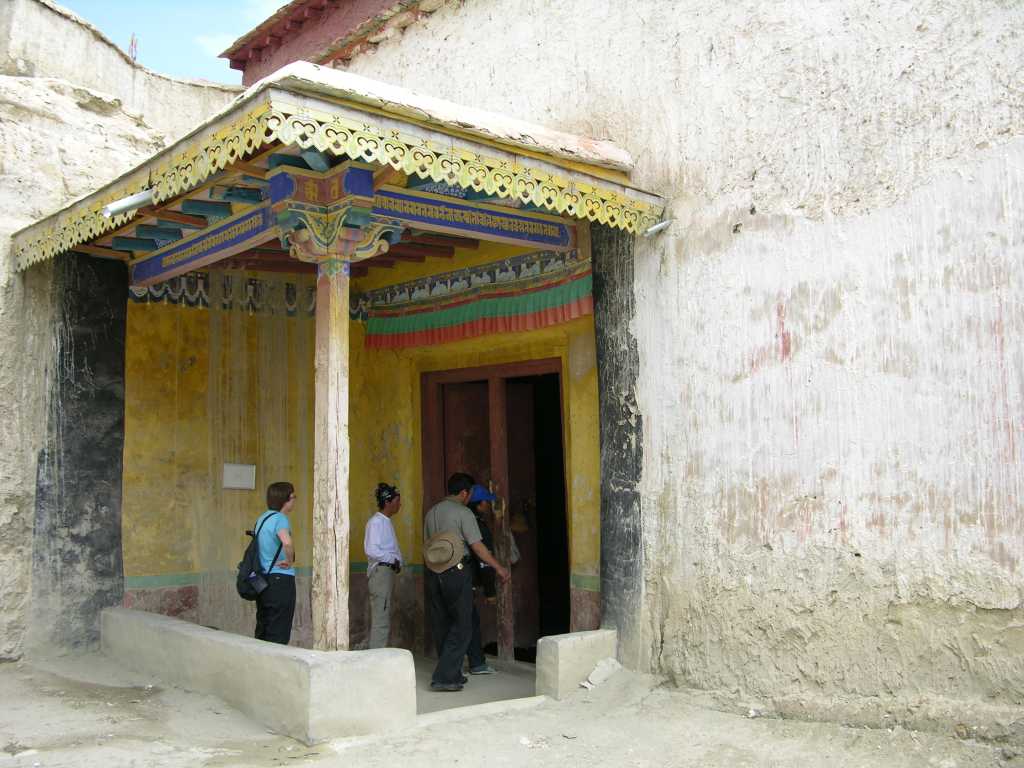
[488,376,515,661]
[274,167,403,651]
[311,258,350,650]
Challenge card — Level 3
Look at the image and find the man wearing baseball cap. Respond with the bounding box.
[465,484,498,675]
[423,472,510,691]
[364,482,403,648]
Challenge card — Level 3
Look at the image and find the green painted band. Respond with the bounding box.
[367,274,592,335]
[125,563,420,589]
[571,573,600,592]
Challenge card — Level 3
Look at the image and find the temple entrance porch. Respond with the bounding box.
[11,70,662,714]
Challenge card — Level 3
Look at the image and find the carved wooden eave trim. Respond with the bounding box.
[12,63,664,271]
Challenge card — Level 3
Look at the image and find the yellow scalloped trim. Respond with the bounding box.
[14,101,662,270]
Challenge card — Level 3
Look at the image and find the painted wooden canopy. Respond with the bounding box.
[10,63,663,278]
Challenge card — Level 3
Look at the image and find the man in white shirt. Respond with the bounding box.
[364,482,404,649]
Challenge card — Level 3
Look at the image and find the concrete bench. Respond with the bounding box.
[101,607,415,744]
[535,628,618,700]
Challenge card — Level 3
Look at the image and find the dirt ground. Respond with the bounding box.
[0,652,1013,768]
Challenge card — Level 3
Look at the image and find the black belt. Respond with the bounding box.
[442,556,473,574]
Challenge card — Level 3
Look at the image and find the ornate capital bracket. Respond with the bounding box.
[270,163,405,278]
[285,217,404,278]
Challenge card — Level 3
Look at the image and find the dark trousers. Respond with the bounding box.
[255,573,295,645]
[467,596,485,669]
[426,564,473,685]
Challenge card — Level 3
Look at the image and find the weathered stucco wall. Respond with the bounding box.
[0,0,240,140]
[29,254,128,653]
[342,0,1024,732]
[0,0,239,659]
[0,76,166,659]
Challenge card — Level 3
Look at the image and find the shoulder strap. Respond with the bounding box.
[253,512,274,538]
[255,512,284,574]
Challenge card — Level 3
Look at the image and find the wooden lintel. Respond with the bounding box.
[230,161,269,178]
[350,264,369,278]
[386,253,426,263]
[408,233,480,250]
[216,260,315,274]
[75,244,128,261]
[368,259,395,269]
[373,166,408,190]
[391,243,455,259]
[247,247,290,257]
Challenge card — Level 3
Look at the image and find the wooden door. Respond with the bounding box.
[441,381,491,484]
[421,359,563,661]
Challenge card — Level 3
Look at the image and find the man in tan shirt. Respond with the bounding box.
[423,472,509,691]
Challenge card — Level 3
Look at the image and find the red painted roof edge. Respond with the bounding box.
[220,0,438,70]
[220,0,309,60]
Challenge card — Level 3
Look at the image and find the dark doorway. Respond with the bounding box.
[422,360,571,662]
[505,374,570,659]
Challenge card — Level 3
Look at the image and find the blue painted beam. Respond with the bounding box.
[136,224,183,241]
[213,186,264,204]
[112,236,159,252]
[181,200,233,219]
[300,149,331,172]
[267,154,310,170]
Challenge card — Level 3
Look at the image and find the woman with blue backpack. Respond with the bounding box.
[252,481,297,644]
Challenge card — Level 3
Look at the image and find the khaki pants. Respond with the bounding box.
[368,565,395,649]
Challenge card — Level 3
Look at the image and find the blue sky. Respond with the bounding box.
[59,0,289,84]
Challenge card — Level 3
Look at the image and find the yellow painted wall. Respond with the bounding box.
[122,273,316,640]
[122,243,601,642]
[348,245,601,584]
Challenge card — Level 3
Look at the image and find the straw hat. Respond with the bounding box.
[424,531,463,573]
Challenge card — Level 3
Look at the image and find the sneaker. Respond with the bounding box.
[469,664,496,675]
[459,675,468,684]
[430,682,464,692]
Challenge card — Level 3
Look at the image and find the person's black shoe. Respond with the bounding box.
[430,682,464,692]
[459,675,468,684]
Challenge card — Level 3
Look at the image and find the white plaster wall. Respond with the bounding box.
[0,0,240,140]
[343,0,1024,727]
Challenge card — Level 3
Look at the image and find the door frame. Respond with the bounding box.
[420,357,564,660]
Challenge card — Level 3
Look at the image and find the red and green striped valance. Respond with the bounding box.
[364,264,592,349]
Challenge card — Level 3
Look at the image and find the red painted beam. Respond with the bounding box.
[391,243,455,259]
